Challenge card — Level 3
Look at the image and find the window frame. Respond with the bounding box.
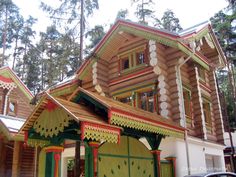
[7,99,18,116]
[118,44,148,73]
[183,87,192,119]
[202,97,212,125]
[198,65,206,82]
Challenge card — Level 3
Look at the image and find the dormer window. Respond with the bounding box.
[8,100,17,116]
[119,44,148,73]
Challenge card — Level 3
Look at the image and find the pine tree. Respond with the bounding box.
[211,4,236,128]
[115,9,129,21]
[85,25,105,53]
[161,9,182,32]
[131,0,155,25]
[0,0,21,66]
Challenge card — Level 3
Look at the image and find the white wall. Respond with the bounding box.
[160,137,225,177]
[224,132,236,147]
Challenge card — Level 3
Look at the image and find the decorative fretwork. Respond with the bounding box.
[33,107,71,137]
[27,138,50,147]
[81,122,120,143]
[110,112,184,138]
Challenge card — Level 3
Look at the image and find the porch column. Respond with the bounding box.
[44,146,64,177]
[85,142,100,177]
[151,150,161,177]
[12,141,21,177]
[165,157,177,177]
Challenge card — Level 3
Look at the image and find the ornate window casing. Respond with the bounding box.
[183,87,192,119]
[202,97,212,126]
[115,85,158,114]
[119,44,148,73]
[7,99,17,116]
[138,90,156,113]
[198,65,206,82]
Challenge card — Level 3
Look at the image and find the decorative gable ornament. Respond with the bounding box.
[0,75,17,90]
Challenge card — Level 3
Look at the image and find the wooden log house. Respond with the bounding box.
[0,66,35,177]
[20,20,226,177]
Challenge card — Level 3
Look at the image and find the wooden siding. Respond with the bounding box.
[19,143,35,177]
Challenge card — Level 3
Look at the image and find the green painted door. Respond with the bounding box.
[98,136,155,177]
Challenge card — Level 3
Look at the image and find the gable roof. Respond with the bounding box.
[76,20,226,79]
[0,66,33,100]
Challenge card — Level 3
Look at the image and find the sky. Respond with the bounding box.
[13,0,228,35]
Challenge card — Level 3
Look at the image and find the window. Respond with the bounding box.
[119,45,148,72]
[136,51,145,65]
[139,91,155,112]
[119,96,132,106]
[121,57,130,70]
[183,88,192,118]
[8,101,17,116]
[198,65,206,82]
[203,99,211,124]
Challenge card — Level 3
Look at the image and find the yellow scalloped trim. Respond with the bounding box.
[27,138,50,147]
[33,108,71,137]
[110,113,184,138]
[83,127,119,144]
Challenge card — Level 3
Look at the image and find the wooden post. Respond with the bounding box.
[88,142,100,177]
[12,141,20,177]
[151,150,161,177]
[74,141,81,177]
[85,142,100,177]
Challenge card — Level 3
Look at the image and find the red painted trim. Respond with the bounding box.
[0,66,33,98]
[0,75,13,83]
[109,67,153,86]
[111,107,185,132]
[76,59,91,75]
[54,153,61,177]
[108,109,112,124]
[118,20,178,39]
[199,82,212,93]
[24,131,28,146]
[81,122,85,141]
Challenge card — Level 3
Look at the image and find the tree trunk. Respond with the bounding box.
[2,6,8,67]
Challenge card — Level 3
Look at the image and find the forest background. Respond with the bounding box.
[0,0,235,128]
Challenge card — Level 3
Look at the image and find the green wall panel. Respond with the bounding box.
[98,136,154,177]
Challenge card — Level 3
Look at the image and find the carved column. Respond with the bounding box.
[44,146,64,177]
[151,150,161,177]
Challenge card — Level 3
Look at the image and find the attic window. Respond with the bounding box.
[119,44,148,73]
[8,101,17,116]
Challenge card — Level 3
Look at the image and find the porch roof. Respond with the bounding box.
[21,87,184,145]
[0,115,25,140]
[69,87,185,138]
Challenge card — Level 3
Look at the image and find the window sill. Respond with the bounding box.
[120,63,148,75]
